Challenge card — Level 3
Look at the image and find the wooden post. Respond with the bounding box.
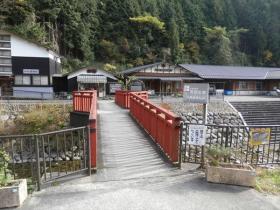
[201,103,208,168]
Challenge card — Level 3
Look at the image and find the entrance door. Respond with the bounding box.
[78,83,106,97]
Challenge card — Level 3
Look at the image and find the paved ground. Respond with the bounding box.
[11,101,280,210]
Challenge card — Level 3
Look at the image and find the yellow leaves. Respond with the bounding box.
[178,43,185,50]
[104,63,117,72]
[129,15,165,31]
[263,50,273,62]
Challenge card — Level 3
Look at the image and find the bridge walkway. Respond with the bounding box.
[94,100,179,181]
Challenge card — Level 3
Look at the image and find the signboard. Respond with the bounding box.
[109,83,122,93]
[249,128,271,146]
[23,69,39,75]
[154,68,173,72]
[130,85,142,91]
[130,80,143,91]
[183,83,209,104]
[188,125,207,146]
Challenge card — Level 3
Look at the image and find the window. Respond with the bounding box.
[15,75,22,85]
[0,58,11,65]
[0,35,10,41]
[0,50,11,56]
[256,81,263,91]
[0,42,11,48]
[23,76,31,85]
[32,75,49,86]
[32,76,41,85]
[239,81,248,90]
[15,75,31,85]
[0,66,12,72]
[41,76,48,85]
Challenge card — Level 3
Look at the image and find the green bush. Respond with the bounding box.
[206,145,232,166]
[0,105,71,135]
[14,106,70,134]
[0,149,12,187]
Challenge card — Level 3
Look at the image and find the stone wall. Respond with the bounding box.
[168,101,244,126]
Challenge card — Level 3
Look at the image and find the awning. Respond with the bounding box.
[77,75,107,84]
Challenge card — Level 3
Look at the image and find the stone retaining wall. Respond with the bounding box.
[168,101,244,126]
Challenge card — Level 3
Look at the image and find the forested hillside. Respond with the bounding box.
[0,0,279,72]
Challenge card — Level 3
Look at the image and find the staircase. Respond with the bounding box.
[230,101,280,125]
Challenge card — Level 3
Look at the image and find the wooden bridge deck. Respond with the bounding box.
[94,100,179,181]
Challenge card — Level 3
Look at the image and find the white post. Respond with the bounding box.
[201,103,208,168]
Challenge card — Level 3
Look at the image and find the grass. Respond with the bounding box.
[256,168,280,194]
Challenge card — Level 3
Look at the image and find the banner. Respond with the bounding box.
[249,128,270,146]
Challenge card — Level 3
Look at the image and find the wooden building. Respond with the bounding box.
[121,62,280,96]
[180,64,280,95]
[0,30,61,98]
[67,67,118,97]
[121,62,202,95]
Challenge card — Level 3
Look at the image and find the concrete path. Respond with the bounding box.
[12,100,280,210]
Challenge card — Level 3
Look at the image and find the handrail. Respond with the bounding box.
[88,91,97,169]
[72,90,97,169]
[115,90,148,109]
[129,92,181,163]
[73,91,95,113]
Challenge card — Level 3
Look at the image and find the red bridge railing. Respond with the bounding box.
[129,92,181,163]
[115,90,148,109]
[73,91,95,112]
[73,90,97,169]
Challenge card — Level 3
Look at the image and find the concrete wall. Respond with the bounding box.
[13,86,54,99]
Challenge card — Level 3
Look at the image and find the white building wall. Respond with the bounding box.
[11,35,50,58]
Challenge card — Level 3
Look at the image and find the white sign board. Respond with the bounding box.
[109,83,122,93]
[183,83,209,104]
[188,125,207,146]
[130,85,142,91]
[23,69,39,74]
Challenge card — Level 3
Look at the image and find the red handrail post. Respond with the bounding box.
[115,90,148,109]
[73,90,97,170]
[88,91,97,169]
[89,118,97,169]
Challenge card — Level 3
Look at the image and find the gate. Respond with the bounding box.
[0,126,91,191]
[180,122,280,166]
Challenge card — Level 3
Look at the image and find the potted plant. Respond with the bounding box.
[0,149,28,208]
[205,145,256,187]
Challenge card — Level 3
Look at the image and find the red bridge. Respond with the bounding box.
[73,90,181,175]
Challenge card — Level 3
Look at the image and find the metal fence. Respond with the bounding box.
[0,126,90,191]
[180,123,280,166]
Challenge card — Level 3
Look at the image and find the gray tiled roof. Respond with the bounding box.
[136,76,203,81]
[179,64,280,80]
[266,71,280,79]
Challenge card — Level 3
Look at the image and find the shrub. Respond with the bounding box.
[0,105,71,135]
[0,149,12,187]
[206,145,232,166]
